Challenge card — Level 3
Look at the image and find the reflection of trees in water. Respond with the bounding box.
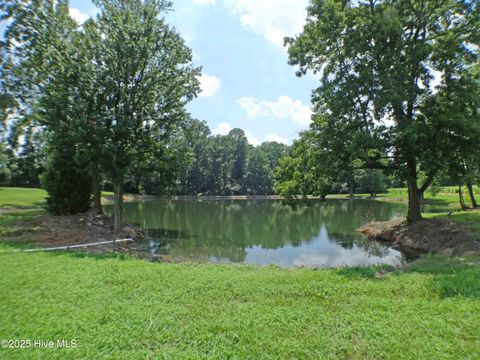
[119,199,406,262]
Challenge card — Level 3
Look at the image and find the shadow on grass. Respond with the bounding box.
[335,264,396,279]
[52,251,133,261]
[407,256,480,299]
[335,255,480,299]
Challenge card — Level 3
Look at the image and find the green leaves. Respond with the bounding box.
[284,0,479,218]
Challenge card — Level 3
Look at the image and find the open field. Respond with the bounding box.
[1,246,480,359]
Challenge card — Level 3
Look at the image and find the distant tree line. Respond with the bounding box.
[119,121,290,197]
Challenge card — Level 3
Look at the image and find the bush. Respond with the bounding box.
[41,144,92,215]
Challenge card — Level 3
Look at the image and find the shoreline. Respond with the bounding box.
[358,218,480,256]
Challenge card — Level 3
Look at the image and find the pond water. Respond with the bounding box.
[106,199,412,268]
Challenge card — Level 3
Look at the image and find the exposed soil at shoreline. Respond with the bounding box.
[358,218,480,256]
[10,211,143,253]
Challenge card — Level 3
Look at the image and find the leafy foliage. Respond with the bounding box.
[285,0,480,221]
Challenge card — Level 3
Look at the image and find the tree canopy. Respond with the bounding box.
[285,0,480,221]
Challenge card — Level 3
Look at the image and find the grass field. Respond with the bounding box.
[0,247,479,359]
[1,187,479,358]
[0,187,47,208]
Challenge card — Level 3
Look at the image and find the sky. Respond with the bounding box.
[4,0,320,145]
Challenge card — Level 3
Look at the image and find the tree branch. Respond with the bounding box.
[419,174,434,194]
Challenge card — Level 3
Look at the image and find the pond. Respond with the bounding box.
[106,199,413,268]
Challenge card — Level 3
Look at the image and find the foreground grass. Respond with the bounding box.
[0,249,479,359]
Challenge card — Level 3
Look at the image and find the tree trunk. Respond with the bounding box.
[349,172,354,198]
[407,178,422,223]
[92,167,102,214]
[113,180,123,232]
[466,180,478,208]
[405,159,422,223]
[458,185,468,210]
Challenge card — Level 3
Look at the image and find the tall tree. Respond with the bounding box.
[259,141,290,171]
[286,0,479,222]
[275,130,334,200]
[0,94,15,183]
[244,147,273,195]
[1,0,94,212]
[228,128,248,194]
[91,0,200,230]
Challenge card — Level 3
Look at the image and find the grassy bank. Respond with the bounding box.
[1,248,479,359]
[329,188,469,208]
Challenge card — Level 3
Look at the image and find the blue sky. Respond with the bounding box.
[7,0,319,145]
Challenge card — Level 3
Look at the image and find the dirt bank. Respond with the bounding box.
[11,211,142,253]
[358,218,480,256]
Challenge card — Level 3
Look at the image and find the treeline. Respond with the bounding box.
[123,121,290,196]
[0,114,290,197]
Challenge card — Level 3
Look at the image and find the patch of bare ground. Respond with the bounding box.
[14,211,142,253]
[358,218,480,256]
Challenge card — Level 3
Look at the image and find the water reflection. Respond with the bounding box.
[106,199,408,267]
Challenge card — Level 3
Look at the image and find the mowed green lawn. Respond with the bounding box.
[0,187,47,208]
[0,249,479,359]
[1,187,480,358]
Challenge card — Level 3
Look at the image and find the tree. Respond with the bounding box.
[286,0,479,222]
[10,124,46,187]
[357,169,387,197]
[178,119,211,195]
[228,128,248,194]
[0,94,15,183]
[38,4,94,214]
[207,135,235,195]
[259,141,290,171]
[1,0,94,212]
[91,0,200,230]
[275,130,334,200]
[244,147,273,195]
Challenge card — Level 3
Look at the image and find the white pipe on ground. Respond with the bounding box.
[3,238,135,253]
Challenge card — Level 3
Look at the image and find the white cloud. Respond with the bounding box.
[245,131,261,146]
[264,133,289,145]
[213,122,233,136]
[69,8,90,24]
[236,95,312,128]
[226,0,308,47]
[193,0,216,4]
[197,74,221,97]
[89,7,100,17]
[236,97,263,118]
